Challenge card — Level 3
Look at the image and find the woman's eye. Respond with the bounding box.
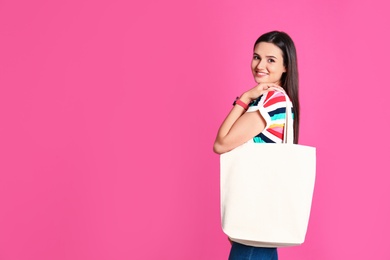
[268,59,275,63]
[253,56,260,60]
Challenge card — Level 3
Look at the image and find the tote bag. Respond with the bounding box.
[220,94,316,247]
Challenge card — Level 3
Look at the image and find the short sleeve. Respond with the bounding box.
[247,90,290,143]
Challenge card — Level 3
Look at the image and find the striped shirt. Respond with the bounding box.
[247,90,293,143]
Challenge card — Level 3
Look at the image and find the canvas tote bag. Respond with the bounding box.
[220,93,316,247]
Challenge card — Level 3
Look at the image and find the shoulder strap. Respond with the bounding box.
[282,92,294,144]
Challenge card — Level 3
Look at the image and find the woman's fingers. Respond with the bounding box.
[268,85,284,92]
[243,83,284,101]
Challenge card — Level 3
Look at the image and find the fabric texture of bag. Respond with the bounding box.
[220,92,316,248]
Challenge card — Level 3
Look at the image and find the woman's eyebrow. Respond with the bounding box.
[266,55,278,59]
[253,53,278,59]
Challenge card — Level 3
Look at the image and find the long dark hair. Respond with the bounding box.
[254,31,300,143]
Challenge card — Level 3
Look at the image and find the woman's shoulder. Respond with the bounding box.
[249,90,287,108]
[260,90,288,108]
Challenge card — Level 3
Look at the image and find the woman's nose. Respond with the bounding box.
[256,59,266,69]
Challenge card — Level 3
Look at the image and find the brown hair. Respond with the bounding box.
[254,31,300,143]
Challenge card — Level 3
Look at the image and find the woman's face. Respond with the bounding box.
[251,42,286,85]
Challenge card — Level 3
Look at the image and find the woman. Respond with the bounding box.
[213,31,300,260]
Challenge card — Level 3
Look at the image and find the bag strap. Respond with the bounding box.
[282,92,294,144]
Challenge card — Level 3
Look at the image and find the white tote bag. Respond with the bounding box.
[220,94,316,248]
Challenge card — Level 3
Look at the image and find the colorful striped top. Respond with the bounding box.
[247,90,293,144]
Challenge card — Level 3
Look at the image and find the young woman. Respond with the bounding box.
[213,31,300,260]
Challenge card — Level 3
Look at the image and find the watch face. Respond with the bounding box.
[233,97,239,106]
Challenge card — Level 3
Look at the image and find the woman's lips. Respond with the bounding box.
[255,71,268,77]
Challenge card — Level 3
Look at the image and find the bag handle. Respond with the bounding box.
[282,92,294,144]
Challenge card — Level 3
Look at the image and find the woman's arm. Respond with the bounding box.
[213,84,282,154]
[213,103,265,154]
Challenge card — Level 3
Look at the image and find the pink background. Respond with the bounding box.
[1,0,389,259]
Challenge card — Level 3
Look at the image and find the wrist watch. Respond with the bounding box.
[233,97,249,110]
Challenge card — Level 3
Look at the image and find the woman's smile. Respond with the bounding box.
[254,70,269,79]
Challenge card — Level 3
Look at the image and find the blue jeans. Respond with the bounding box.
[228,242,278,260]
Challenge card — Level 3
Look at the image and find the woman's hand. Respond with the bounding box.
[240,83,284,104]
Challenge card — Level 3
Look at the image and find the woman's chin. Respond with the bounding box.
[254,78,264,84]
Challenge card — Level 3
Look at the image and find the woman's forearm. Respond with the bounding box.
[213,93,252,154]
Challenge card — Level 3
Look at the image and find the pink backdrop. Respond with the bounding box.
[1,0,389,259]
